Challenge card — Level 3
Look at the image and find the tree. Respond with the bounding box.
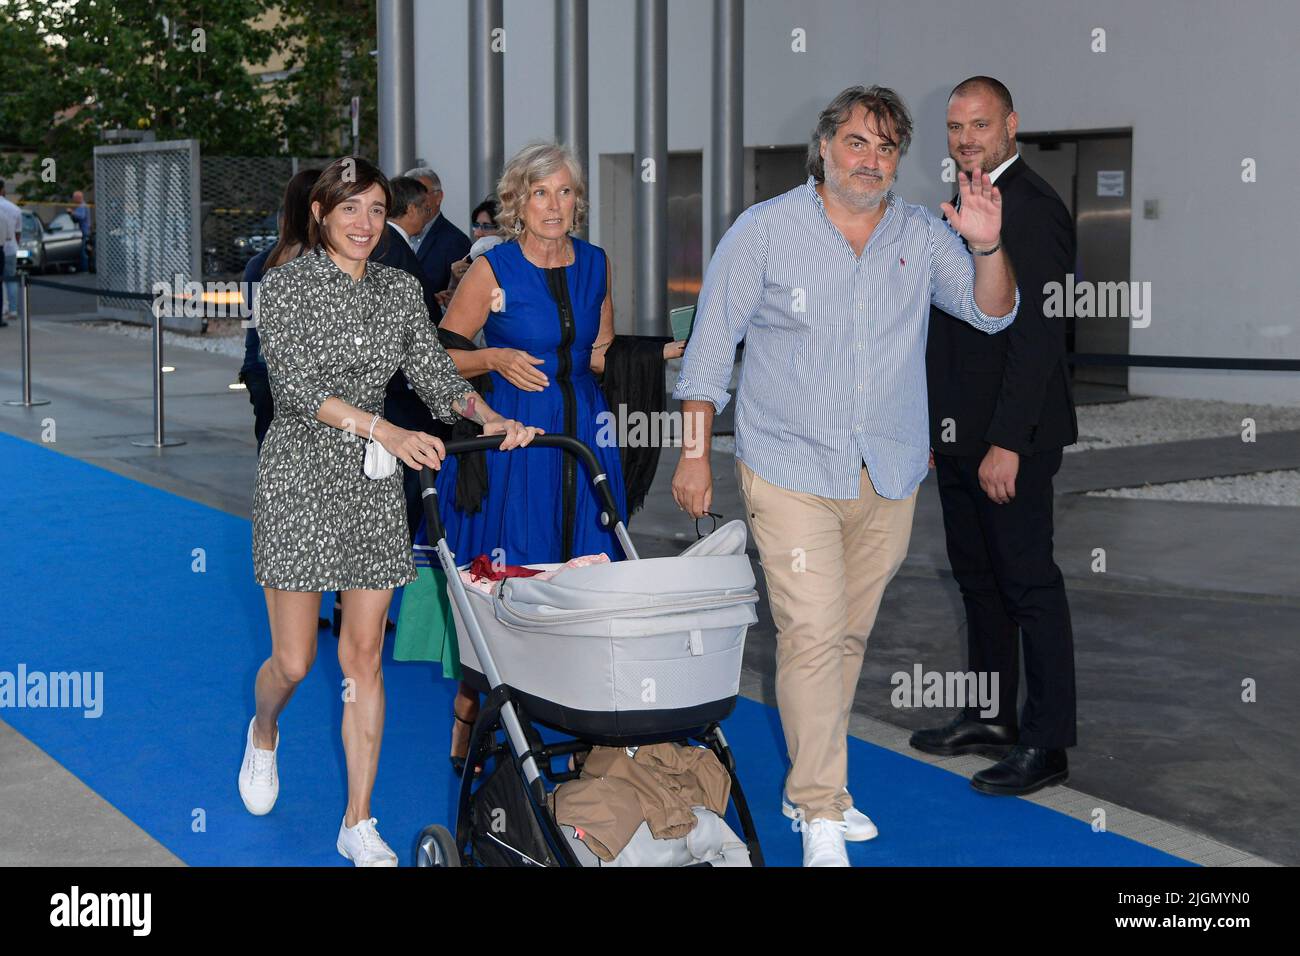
[0,0,380,200]
[271,0,378,160]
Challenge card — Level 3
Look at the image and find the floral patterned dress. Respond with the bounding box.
[252,248,470,591]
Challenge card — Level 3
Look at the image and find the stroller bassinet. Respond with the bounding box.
[451,517,758,742]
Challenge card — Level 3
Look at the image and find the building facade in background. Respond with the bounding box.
[397,0,1298,406]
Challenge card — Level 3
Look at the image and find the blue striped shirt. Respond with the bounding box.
[674,177,1018,500]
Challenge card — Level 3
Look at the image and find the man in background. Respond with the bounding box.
[69,189,91,273]
[379,176,438,319]
[374,175,446,540]
[912,76,1078,796]
[404,167,471,314]
[0,180,23,323]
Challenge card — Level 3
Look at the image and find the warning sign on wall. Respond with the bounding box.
[1097,170,1125,197]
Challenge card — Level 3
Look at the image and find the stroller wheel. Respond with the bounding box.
[415,824,461,868]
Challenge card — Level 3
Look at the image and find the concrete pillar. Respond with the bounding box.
[376,0,416,175]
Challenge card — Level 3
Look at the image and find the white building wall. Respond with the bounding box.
[411,0,1300,405]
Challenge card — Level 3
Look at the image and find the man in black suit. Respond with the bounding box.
[376,176,439,318]
[372,175,444,538]
[912,76,1079,796]
[404,167,472,314]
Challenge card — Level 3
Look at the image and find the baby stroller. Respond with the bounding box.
[413,434,765,867]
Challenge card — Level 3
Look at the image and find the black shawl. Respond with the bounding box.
[600,336,669,516]
[437,328,493,515]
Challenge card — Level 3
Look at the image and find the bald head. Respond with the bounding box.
[949,76,1014,118]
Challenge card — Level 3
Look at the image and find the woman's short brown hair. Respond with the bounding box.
[307,156,393,254]
[495,142,589,236]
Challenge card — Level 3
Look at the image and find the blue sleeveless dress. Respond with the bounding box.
[431,236,629,567]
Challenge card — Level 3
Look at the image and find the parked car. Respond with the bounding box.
[231,212,278,270]
[16,209,95,273]
[204,212,277,276]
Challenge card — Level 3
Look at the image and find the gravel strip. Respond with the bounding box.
[87,319,247,360]
[711,397,1300,458]
[665,359,1300,455]
[1069,398,1300,453]
[1087,469,1300,507]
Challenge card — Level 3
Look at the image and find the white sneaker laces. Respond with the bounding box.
[249,747,274,784]
[807,818,848,847]
[355,817,383,854]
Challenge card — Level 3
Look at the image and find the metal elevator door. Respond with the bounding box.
[1020,131,1133,389]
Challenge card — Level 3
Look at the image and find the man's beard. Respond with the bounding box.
[826,154,891,210]
[957,130,1013,176]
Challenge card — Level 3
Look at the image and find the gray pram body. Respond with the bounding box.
[451,517,758,742]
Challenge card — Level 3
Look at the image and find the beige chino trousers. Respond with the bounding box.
[737,458,917,823]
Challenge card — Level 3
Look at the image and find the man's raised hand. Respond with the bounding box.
[939,167,1003,249]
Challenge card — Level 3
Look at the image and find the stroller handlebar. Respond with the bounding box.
[416,433,627,553]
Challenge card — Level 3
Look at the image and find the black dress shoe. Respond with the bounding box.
[971,745,1068,796]
[909,714,1018,757]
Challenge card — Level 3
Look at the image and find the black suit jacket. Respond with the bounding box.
[926,157,1078,457]
[370,223,440,433]
[414,214,472,300]
[370,223,439,319]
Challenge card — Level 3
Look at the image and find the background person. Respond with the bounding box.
[403,166,471,314]
[445,197,505,299]
[377,175,447,541]
[913,76,1078,796]
[376,176,439,332]
[240,168,322,452]
[0,180,21,322]
[0,201,14,328]
[68,189,91,273]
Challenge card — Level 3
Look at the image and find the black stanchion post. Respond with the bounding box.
[3,271,50,408]
[132,292,184,447]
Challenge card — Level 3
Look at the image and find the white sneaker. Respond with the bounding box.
[802,818,850,867]
[337,816,399,867]
[238,716,279,815]
[783,791,878,842]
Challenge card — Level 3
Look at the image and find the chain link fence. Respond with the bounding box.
[90,144,335,331]
[200,155,332,279]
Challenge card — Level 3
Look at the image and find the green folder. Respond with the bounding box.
[670,305,696,342]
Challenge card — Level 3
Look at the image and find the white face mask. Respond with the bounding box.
[362,413,397,479]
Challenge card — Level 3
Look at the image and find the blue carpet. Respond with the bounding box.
[0,433,1189,866]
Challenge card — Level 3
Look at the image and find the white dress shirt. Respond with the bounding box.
[988,152,1020,184]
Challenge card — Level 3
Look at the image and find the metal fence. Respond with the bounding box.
[90,144,336,331]
[199,155,333,279]
[92,139,201,330]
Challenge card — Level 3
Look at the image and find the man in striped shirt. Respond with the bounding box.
[672,85,1019,867]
